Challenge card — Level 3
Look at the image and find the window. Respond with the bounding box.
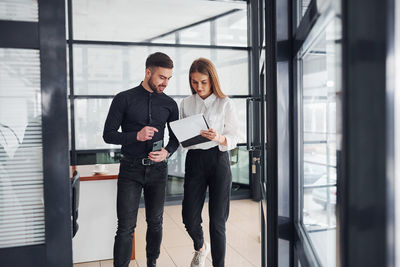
[67,0,250,196]
[0,0,38,22]
[0,48,45,248]
[298,17,340,266]
[72,0,247,45]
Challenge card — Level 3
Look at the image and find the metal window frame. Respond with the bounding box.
[0,20,39,49]
[264,0,279,265]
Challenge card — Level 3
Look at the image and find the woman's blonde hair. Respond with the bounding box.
[189,58,226,98]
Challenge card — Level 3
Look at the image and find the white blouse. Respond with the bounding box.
[179,93,239,151]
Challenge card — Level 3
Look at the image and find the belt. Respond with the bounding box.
[121,155,164,166]
[141,158,156,166]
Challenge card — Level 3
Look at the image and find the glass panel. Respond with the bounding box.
[180,22,211,45]
[215,9,248,47]
[73,44,249,96]
[68,99,71,150]
[0,0,38,22]
[72,0,246,44]
[230,146,249,185]
[74,98,119,150]
[76,151,122,165]
[150,33,176,44]
[232,98,247,143]
[167,146,186,178]
[298,0,330,26]
[298,0,312,24]
[166,145,249,198]
[0,48,44,248]
[299,18,339,266]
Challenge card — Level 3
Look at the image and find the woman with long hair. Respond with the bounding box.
[180,58,239,267]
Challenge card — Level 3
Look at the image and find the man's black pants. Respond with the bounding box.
[113,157,168,267]
[182,146,232,267]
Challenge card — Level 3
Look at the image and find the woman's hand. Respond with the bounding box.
[200,128,226,145]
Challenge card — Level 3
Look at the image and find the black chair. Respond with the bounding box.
[71,170,80,238]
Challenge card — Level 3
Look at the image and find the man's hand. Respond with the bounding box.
[137,126,158,141]
[148,147,169,162]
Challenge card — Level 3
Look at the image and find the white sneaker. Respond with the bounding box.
[190,241,210,267]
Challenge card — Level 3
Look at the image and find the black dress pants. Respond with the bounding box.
[113,157,168,267]
[182,146,232,267]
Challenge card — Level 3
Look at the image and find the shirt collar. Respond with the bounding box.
[195,93,217,109]
[139,81,164,96]
[138,82,149,94]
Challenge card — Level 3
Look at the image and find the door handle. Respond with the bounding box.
[246,97,261,151]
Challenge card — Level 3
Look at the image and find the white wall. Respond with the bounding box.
[72,179,118,263]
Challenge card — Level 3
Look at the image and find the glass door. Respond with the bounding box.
[293,0,342,266]
[296,15,341,266]
[0,1,72,266]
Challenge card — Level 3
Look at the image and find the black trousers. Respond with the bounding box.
[113,157,168,267]
[182,146,232,267]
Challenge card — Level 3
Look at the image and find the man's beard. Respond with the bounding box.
[149,76,162,94]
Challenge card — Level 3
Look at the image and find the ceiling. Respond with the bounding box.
[72,0,246,42]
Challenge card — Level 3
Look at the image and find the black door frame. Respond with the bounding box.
[0,0,72,266]
[339,0,396,265]
[281,0,396,265]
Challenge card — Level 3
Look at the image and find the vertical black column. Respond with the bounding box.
[39,0,72,266]
[265,0,278,266]
[275,0,293,265]
[340,0,395,265]
[249,0,262,201]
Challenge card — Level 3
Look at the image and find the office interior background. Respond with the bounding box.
[0,0,399,266]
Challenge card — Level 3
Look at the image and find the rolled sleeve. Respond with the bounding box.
[218,99,239,151]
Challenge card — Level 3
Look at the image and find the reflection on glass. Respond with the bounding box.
[73,44,249,96]
[0,0,38,22]
[299,19,338,266]
[74,98,119,150]
[0,48,44,248]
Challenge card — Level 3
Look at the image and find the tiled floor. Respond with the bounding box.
[74,199,261,267]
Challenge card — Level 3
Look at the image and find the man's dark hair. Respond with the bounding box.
[145,52,173,69]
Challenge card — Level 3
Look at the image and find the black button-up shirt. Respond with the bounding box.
[103,83,179,158]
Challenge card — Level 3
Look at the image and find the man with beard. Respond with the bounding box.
[103,52,179,267]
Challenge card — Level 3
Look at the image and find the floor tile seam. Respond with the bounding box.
[160,243,178,267]
[163,211,184,229]
[226,243,256,267]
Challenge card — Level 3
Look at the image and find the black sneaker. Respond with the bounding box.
[147,258,156,267]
